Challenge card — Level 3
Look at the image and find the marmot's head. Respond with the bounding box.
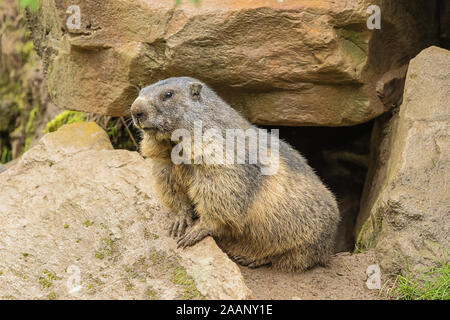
[130,77,203,138]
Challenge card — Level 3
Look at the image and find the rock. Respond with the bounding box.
[0,122,252,300]
[355,46,450,275]
[28,0,439,126]
[354,110,399,248]
[0,164,6,174]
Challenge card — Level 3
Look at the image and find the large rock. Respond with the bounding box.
[0,122,252,300]
[356,46,450,275]
[28,0,439,126]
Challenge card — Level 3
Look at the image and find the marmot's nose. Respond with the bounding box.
[130,98,147,122]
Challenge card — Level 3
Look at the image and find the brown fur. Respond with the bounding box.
[131,77,340,272]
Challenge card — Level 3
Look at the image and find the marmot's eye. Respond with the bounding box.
[164,91,174,100]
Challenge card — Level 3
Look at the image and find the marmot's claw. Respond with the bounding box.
[177,228,209,249]
[247,258,271,269]
[231,256,271,268]
[231,255,252,266]
[169,215,192,238]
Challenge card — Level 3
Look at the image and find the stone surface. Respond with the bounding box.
[354,109,398,247]
[28,0,439,126]
[0,122,252,300]
[356,46,450,275]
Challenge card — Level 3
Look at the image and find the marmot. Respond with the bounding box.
[131,77,340,272]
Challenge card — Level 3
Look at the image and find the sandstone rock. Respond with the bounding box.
[354,110,399,247]
[0,122,252,300]
[28,0,439,126]
[356,46,450,275]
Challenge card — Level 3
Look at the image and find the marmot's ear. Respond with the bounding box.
[190,82,202,101]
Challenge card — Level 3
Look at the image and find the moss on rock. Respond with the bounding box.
[43,111,87,134]
[355,211,383,253]
[171,266,204,300]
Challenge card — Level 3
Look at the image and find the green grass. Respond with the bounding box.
[390,259,449,300]
[18,0,39,12]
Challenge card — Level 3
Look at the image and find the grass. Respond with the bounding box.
[389,253,449,300]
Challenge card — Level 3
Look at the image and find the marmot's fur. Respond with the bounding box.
[131,77,339,272]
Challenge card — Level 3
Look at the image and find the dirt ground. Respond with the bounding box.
[240,250,389,300]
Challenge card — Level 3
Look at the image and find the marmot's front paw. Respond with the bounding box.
[177,226,210,249]
[169,214,194,238]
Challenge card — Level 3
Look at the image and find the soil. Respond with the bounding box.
[240,250,390,300]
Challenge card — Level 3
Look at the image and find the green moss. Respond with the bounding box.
[43,269,57,281]
[139,249,204,299]
[43,110,87,134]
[82,220,93,227]
[94,237,118,261]
[150,250,167,263]
[63,223,69,229]
[124,280,133,292]
[0,270,3,276]
[39,277,52,288]
[171,266,203,300]
[355,214,383,253]
[47,292,57,300]
[38,269,59,288]
[95,252,105,260]
[101,237,116,256]
[145,287,159,300]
